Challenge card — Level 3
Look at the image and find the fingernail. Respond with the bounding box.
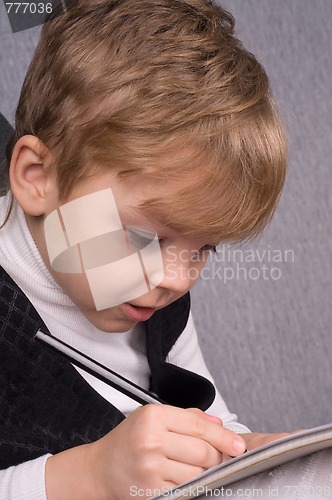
[233,437,246,454]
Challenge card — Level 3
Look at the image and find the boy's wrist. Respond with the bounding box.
[45,443,106,500]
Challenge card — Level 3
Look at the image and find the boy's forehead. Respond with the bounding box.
[61,167,215,239]
[120,182,203,234]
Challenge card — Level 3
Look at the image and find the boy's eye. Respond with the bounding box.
[200,244,218,254]
[126,227,157,250]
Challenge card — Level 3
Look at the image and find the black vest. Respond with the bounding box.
[0,266,215,468]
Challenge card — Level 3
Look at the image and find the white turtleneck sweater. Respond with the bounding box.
[0,192,250,499]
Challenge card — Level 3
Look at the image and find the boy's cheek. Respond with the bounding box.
[43,188,164,312]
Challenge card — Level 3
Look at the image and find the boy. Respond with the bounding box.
[0,0,288,498]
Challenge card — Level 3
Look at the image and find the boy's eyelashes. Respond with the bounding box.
[127,228,155,249]
[200,244,218,254]
[126,228,218,255]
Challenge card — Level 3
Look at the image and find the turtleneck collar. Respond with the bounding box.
[0,192,141,349]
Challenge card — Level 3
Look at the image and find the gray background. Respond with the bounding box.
[0,0,331,433]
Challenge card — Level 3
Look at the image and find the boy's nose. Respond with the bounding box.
[157,258,195,294]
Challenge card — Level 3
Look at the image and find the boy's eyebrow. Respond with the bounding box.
[119,205,163,230]
[120,205,190,239]
[120,205,220,246]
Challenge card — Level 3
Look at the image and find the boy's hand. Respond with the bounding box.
[222,430,304,463]
[46,404,246,500]
[240,430,305,453]
[90,405,246,500]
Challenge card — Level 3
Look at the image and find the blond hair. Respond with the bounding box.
[5,0,287,243]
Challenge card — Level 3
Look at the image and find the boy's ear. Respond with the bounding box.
[9,135,52,216]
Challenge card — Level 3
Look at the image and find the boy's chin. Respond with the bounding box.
[83,306,139,333]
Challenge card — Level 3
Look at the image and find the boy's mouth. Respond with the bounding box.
[121,302,156,321]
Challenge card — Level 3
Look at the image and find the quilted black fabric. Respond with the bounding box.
[0,113,13,162]
[0,266,215,468]
[0,112,13,196]
[146,296,216,410]
[0,267,125,467]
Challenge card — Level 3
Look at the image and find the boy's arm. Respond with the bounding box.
[241,430,303,451]
[166,311,251,433]
[166,312,300,453]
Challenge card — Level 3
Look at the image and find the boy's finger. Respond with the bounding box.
[163,433,223,469]
[162,459,206,486]
[165,407,246,457]
[188,407,223,426]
